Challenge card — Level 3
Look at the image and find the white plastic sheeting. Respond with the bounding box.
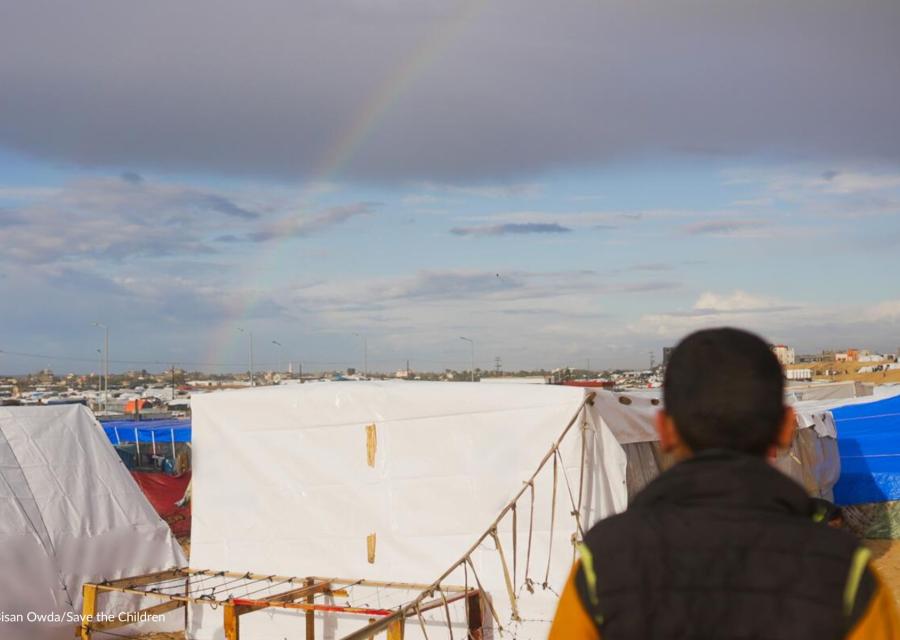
[0,405,185,640]
[189,382,627,640]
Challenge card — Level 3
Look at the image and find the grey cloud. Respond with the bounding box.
[665,305,800,318]
[683,219,764,236]
[180,192,260,220]
[0,175,356,266]
[450,222,571,236]
[1,1,897,182]
[246,202,375,242]
[0,176,270,263]
[618,281,681,293]
[628,262,672,272]
[120,171,143,184]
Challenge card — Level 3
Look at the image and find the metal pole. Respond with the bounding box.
[104,326,109,412]
[93,323,108,412]
[272,341,283,377]
[460,336,475,382]
[238,328,254,386]
[96,349,102,409]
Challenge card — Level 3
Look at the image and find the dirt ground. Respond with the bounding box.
[866,539,900,607]
[787,359,900,385]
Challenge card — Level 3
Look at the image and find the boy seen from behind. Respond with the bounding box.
[549,327,899,639]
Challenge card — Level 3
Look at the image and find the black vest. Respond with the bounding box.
[577,451,875,640]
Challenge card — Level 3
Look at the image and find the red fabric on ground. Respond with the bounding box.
[131,470,191,537]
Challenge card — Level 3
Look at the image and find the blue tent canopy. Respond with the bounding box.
[832,393,900,505]
[101,419,192,446]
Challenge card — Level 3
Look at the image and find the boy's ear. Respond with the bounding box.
[655,410,681,454]
[775,406,796,450]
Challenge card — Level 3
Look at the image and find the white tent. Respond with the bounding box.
[0,405,185,640]
[189,381,627,639]
[587,387,846,501]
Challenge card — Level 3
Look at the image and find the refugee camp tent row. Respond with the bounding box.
[0,405,185,640]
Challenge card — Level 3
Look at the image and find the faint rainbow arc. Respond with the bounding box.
[204,0,491,370]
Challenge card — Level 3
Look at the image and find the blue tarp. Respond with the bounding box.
[832,393,900,505]
[101,419,192,446]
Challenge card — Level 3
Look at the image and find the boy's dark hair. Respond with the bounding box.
[663,327,786,455]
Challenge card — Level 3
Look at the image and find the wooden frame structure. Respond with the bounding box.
[79,567,484,640]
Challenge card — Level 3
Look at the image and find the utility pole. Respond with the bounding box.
[96,349,102,394]
[460,336,475,382]
[238,328,254,386]
[93,322,108,412]
[171,364,176,402]
[272,340,284,378]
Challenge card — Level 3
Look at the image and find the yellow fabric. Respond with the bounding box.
[548,561,601,640]
[844,546,872,616]
[847,569,900,640]
[577,543,599,607]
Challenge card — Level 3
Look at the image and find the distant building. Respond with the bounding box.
[662,347,674,368]
[796,354,819,364]
[771,345,795,366]
[836,349,859,363]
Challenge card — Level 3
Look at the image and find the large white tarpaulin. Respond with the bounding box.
[189,382,627,639]
[0,405,185,640]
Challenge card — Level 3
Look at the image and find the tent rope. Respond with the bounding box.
[542,451,559,589]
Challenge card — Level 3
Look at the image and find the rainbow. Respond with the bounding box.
[205,0,490,370]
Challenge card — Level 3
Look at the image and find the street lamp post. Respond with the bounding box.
[238,328,254,386]
[459,336,475,382]
[93,322,108,412]
[96,348,102,407]
[271,340,284,378]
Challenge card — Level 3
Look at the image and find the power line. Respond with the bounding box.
[0,348,491,370]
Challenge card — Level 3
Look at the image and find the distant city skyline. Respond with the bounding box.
[1,1,899,375]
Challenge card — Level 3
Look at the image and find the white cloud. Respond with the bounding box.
[693,290,784,313]
[867,300,900,322]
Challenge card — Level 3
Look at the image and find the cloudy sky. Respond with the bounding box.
[1,0,899,374]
